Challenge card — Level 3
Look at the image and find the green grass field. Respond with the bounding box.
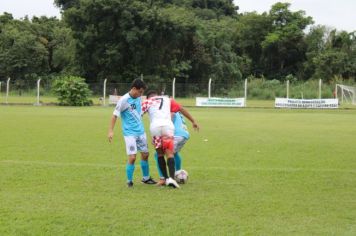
[1,105,355,235]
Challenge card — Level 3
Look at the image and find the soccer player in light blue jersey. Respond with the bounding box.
[108,79,156,187]
[154,112,190,186]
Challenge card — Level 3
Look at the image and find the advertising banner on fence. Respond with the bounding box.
[109,95,121,104]
[196,97,246,107]
[275,98,338,109]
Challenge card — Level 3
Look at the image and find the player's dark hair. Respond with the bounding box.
[131,79,146,90]
[146,90,158,98]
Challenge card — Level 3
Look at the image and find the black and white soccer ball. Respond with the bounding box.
[174,169,188,184]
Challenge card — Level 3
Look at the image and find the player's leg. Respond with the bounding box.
[173,136,187,171]
[151,130,168,185]
[164,148,175,179]
[161,126,179,188]
[126,154,136,187]
[154,152,164,177]
[154,151,166,186]
[162,129,175,179]
[174,152,182,171]
[162,135,179,188]
[140,152,156,184]
[156,147,168,180]
[137,133,156,184]
[124,136,137,187]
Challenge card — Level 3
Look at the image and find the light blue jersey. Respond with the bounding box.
[173,112,190,139]
[113,93,144,136]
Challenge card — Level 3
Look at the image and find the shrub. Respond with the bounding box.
[53,76,93,106]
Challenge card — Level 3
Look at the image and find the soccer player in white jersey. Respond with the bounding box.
[108,79,156,187]
[142,91,199,188]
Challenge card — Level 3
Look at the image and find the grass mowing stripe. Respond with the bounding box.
[1,160,355,173]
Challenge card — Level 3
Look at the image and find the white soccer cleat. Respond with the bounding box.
[166,177,180,188]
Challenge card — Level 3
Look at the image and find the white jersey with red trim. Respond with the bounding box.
[142,96,172,128]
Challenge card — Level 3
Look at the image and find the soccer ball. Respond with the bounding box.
[174,170,188,184]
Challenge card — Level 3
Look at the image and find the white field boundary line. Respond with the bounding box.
[1,160,355,174]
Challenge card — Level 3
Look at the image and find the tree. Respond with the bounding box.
[62,0,198,82]
[0,14,77,82]
[261,2,313,79]
[234,12,272,76]
[0,17,49,81]
[54,0,79,10]
[0,1,354,87]
[191,0,238,18]
[31,16,77,75]
[196,17,244,83]
[308,29,356,80]
[0,12,14,26]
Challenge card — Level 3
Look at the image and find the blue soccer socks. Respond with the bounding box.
[140,160,150,180]
[126,163,135,182]
[154,152,164,179]
[174,152,182,171]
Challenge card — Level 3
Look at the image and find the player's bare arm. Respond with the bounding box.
[179,107,199,131]
[108,115,117,143]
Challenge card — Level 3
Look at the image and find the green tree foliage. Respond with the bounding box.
[0,13,77,82]
[261,2,313,79]
[234,12,272,75]
[191,0,238,18]
[0,16,49,81]
[62,0,198,82]
[61,0,245,83]
[54,0,80,10]
[196,17,245,83]
[53,75,93,106]
[31,16,78,75]
[1,1,355,87]
[305,27,356,81]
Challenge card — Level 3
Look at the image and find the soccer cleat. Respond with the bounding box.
[127,181,134,188]
[166,177,180,188]
[141,177,157,184]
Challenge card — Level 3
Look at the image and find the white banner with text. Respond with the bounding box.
[275,98,338,109]
[196,97,246,107]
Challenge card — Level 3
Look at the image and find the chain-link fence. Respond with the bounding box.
[0,78,355,105]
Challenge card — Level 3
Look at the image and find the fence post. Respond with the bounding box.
[35,78,41,106]
[341,86,344,103]
[141,74,143,81]
[103,78,107,106]
[172,77,176,99]
[319,79,322,99]
[244,79,248,107]
[286,80,290,98]
[6,77,10,104]
[208,78,212,98]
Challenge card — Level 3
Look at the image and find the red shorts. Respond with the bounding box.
[152,136,174,151]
